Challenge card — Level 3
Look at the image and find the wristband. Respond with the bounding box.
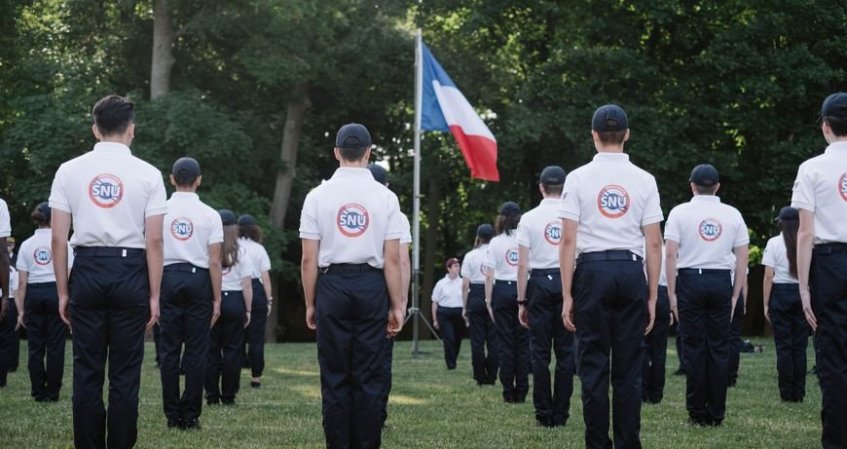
[517,299,529,306]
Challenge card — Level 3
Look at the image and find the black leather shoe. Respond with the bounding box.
[167,418,181,429]
[181,418,201,430]
[207,398,220,406]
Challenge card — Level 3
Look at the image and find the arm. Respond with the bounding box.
[431,286,439,330]
[730,245,749,322]
[15,271,27,330]
[0,237,8,321]
[383,239,404,337]
[665,240,679,324]
[643,223,662,335]
[261,270,273,316]
[462,277,470,324]
[484,269,494,323]
[559,218,578,332]
[241,275,253,328]
[797,209,816,330]
[400,243,411,311]
[145,214,165,331]
[208,242,223,327]
[51,211,71,326]
[300,239,319,330]
[762,266,774,324]
[517,245,530,329]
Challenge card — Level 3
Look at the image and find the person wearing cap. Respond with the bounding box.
[158,157,223,429]
[0,197,12,387]
[762,206,807,402]
[2,248,20,375]
[559,104,663,448]
[792,92,847,447]
[205,209,252,406]
[14,202,73,401]
[432,257,464,370]
[642,240,671,404]
[726,254,748,388]
[237,214,273,389]
[299,123,405,448]
[484,201,528,403]
[461,224,498,385]
[515,165,574,427]
[49,94,167,449]
[665,163,749,427]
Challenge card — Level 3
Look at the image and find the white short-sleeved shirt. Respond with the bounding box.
[762,234,798,284]
[222,247,254,292]
[163,192,223,269]
[16,229,74,283]
[400,214,412,245]
[461,245,489,284]
[299,167,404,269]
[664,195,749,270]
[484,233,520,281]
[558,153,663,257]
[432,274,464,308]
[49,142,168,248]
[791,142,847,244]
[516,198,562,270]
[0,198,10,238]
[239,237,271,279]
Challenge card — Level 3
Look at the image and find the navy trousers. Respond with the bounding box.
[467,284,497,384]
[642,285,670,404]
[727,295,745,387]
[528,269,574,426]
[436,306,464,369]
[69,249,149,449]
[810,246,847,448]
[492,280,529,402]
[677,269,732,426]
[0,297,17,386]
[573,257,646,449]
[24,282,67,401]
[316,266,389,449]
[205,290,245,403]
[768,283,808,402]
[159,264,212,422]
[245,278,268,378]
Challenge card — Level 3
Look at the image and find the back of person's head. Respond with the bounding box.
[335,123,372,162]
[219,209,239,268]
[475,223,494,247]
[821,93,847,137]
[31,202,51,227]
[495,201,521,235]
[689,163,720,195]
[367,163,388,185]
[92,95,135,136]
[237,214,263,243]
[172,157,201,188]
[539,165,566,196]
[592,104,628,145]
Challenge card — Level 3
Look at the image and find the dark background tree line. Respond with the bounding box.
[1,0,844,340]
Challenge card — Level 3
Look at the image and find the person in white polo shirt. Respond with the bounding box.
[0,197,11,388]
[516,165,574,428]
[665,163,748,427]
[49,95,167,449]
[559,104,663,448]
[237,214,272,389]
[462,224,498,385]
[792,92,847,447]
[15,202,73,402]
[432,257,464,370]
[159,157,223,429]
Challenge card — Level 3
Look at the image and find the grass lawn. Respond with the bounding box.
[0,337,821,448]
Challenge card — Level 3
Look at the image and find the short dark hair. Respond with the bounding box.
[542,184,564,196]
[338,146,369,162]
[495,213,520,236]
[824,116,847,137]
[595,130,627,145]
[92,95,135,136]
[693,184,719,195]
[238,224,264,244]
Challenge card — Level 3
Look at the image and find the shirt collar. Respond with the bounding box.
[35,228,51,235]
[93,141,132,154]
[824,141,847,154]
[332,167,373,179]
[592,152,630,163]
[692,195,721,203]
[170,192,199,200]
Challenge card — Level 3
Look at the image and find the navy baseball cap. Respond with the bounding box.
[539,165,566,185]
[237,214,257,226]
[36,202,51,222]
[367,164,388,185]
[476,223,494,239]
[689,164,720,187]
[172,157,201,184]
[821,93,847,119]
[592,104,628,132]
[335,123,372,149]
[219,209,237,226]
[776,206,799,222]
[499,201,521,217]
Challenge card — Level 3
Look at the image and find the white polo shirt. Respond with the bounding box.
[163,192,223,269]
[558,153,663,257]
[222,247,254,291]
[664,195,749,270]
[16,229,74,283]
[484,233,520,281]
[49,142,168,248]
[400,214,412,245]
[762,235,798,284]
[516,198,562,270]
[239,237,271,279]
[461,245,489,284]
[299,167,404,269]
[0,198,10,238]
[432,274,464,308]
[791,141,847,244]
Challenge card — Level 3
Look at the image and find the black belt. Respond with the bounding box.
[74,246,145,258]
[531,268,560,277]
[813,243,847,255]
[27,282,57,289]
[321,263,381,274]
[495,279,515,285]
[677,268,730,276]
[578,250,642,264]
[164,263,208,273]
[772,283,800,291]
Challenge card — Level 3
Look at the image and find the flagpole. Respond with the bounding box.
[411,29,423,356]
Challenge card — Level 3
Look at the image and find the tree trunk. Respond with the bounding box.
[421,177,440,330]
[150,0,175,100]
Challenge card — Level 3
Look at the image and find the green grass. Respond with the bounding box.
[0,338,821,448]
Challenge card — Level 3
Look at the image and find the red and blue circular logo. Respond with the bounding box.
[170,217,194,241]
[505,247,519,266]
[336,203,370,237]
[34,247,52,266]
[698,219,722,241]
[544,220,562,245]
[88,174,124,208]
[597,185,630,219]
[839,173,847,201]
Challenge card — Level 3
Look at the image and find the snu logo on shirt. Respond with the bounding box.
[839,173,847,201]
[34,247,52,266]
[170,217,194,241]
[88,174,124,208]
[597,185,630,219]
[336,203,370,237]
[544,220,562,245]
[698,218,723,241]
[505,247,519,267]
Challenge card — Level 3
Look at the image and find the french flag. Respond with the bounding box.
[420,42,499,182]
